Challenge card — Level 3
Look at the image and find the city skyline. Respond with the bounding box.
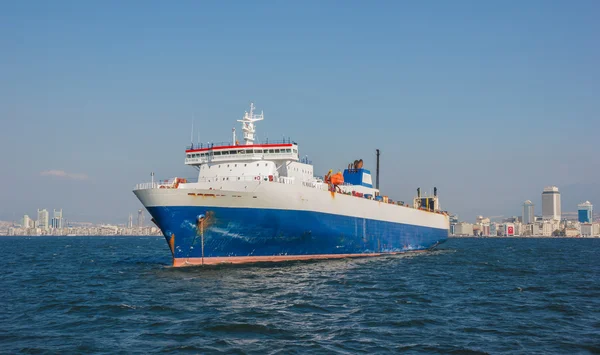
[13,207,148,228]
[7,183,596,227]
[1,2,599,222]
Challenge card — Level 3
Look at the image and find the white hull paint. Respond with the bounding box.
[135,181,449,230]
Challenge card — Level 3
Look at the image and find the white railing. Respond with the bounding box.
[134,175,327,190]
[135,182,158,190]
[185,152,298,164]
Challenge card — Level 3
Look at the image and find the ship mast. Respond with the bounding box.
[237,102,264,145]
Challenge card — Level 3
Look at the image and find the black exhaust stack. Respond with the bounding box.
[375,149,380,190]
[434,187,437,197]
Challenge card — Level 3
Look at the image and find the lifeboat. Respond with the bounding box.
[330,172,344,185]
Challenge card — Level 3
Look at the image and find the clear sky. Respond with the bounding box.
[1,1,598,224]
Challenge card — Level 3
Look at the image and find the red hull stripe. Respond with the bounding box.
[172,251,427,267]
[186,143,293,153]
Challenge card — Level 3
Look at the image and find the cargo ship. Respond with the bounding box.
[134,103,449,266]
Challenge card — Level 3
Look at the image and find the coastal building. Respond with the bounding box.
[522,223,534,236]
[490,223,498,237]
[51,209,63,229]
[541,220,556,237]
[565,228,579,237]
[581,223,594,237]
[504,223,515,236]
[37,209,49,230]
[128,214,133,229]
[476,216,490,224]
[522,200,534,224]
[449,214,458,235]
[578,201,593,223]
[22,215,32,229]
[542,186,561,221]
[137,209,144,228]
[454,222,474,236]
[480,224,491,236]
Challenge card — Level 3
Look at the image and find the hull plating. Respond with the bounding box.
[147,206,448,266]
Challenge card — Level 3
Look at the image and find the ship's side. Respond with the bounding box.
[134,180,449,266]
[133,103,449,266]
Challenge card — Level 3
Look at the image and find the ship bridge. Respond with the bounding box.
[185,140,299,165]
[183,103,314,184]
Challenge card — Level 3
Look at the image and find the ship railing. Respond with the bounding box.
[186,138,296,150]
[134,177,198,190]
[135,182,159,190]
[302,181,329,191]
[185,151,298,164]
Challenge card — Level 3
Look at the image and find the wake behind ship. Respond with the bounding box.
[134,103,449,266]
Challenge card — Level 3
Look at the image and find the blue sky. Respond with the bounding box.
[1,1,598,223]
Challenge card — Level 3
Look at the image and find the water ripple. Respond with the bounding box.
[1,237,599,354]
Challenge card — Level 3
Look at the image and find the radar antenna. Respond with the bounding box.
[237,102,264,145]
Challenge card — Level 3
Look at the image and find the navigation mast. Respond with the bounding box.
[237,102,264,145]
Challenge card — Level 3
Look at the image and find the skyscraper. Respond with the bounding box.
[542,186,561,221]
[578,201,593,223]
[51,209,63,229]
[128,213,133,229]
[137,209,144,228]
[37,209,49,230]
[22,215,32,228]
[522,200,534,224]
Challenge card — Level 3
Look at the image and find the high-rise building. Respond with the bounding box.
[542,186,561,221]
[37,209,49,230]
[578,201,593,223]
[51,209,63,229]
[522,200,534,224]
[137,209,144,228]
[22,215,32,228]
[128,214,133,229]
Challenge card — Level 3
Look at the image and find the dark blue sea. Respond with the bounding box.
[1,237,599,354]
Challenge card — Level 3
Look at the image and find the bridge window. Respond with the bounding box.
[285,149,291,153]
[230,150,237,155]
[214,151,221,156]
[275,149,280,153]
[222,151,229,155]
[255,149,263,153]
[269,149,274,153]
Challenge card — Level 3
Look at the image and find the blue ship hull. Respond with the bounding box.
[147,206,448,265]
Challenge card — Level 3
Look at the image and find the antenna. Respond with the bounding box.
[190,119,195,148]
[237,102,264,145]
[375,149,380,190]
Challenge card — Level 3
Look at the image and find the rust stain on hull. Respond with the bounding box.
[168,234,175,258]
